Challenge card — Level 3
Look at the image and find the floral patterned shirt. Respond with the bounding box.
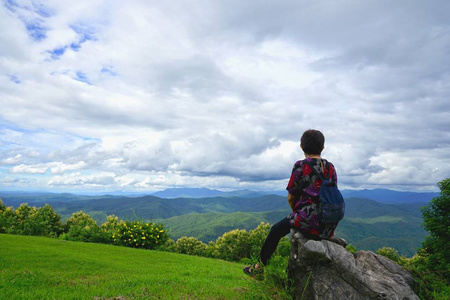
[286,157,339,239]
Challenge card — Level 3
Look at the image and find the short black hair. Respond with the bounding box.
[301,129,325,155]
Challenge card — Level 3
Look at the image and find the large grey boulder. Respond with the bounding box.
[288,230,419,300]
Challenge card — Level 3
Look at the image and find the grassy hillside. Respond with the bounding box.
[0,234,256,299]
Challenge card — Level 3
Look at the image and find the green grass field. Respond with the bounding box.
[0,234,262,299]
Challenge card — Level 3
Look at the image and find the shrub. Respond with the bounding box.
[114,220,168,250]
[248,222,270,258]
[64,211,97,230]
[392,251,449,300]
[346,243,357,254]
[213,229,251,262]
[0,201,18,234]
[175,236,207,256]
[275,236,291,257]
[101,215,120,233]
[377,247,401,263]
[159,238,176,252]
[205,241,217,258]
[99,215,120,244]
[63,211,109,243]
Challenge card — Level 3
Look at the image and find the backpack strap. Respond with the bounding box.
[304,160,330,181]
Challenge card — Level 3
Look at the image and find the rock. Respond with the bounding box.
[288,229,419,300]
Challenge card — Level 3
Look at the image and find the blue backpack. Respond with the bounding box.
[305,161,345,224]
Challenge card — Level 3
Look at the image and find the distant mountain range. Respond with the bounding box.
[151,187,438,204]
[340,189,439,204]
[0,188,436,256]
[150,188,273,199]
[0,187,438,204]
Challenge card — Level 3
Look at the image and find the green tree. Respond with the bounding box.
[15,203,38,235]
[31,204,64,237]
[0,201,63,237]
[421,178,450,280]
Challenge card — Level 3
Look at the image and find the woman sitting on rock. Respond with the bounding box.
[243,129,341,276]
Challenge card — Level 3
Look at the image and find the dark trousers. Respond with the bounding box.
[259,217,292,265]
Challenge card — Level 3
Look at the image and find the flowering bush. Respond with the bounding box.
[65,211,97,229]
[114,220,168,250]
[248,222,271,257]
[62,211,109,243]
[101,215,120,232]
[213,229,251,262]
[175,236,207,256]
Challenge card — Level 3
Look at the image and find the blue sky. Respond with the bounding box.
[1,0,449,193]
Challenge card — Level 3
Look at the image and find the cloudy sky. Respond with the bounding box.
[1,0,449,194]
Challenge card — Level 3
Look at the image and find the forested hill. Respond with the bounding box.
[1,193,287,221]
[152,197,427,256]
[0,187,438,204]
[1,192,428,222]
[0,191,429,256]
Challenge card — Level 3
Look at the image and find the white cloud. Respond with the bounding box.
[48,172,116,188]
[367,149,450,187]
[0,128,24,143]
[0,154,23,165]
[11,164,48,174]
[49,161,87,175]
[1,1,449,193]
